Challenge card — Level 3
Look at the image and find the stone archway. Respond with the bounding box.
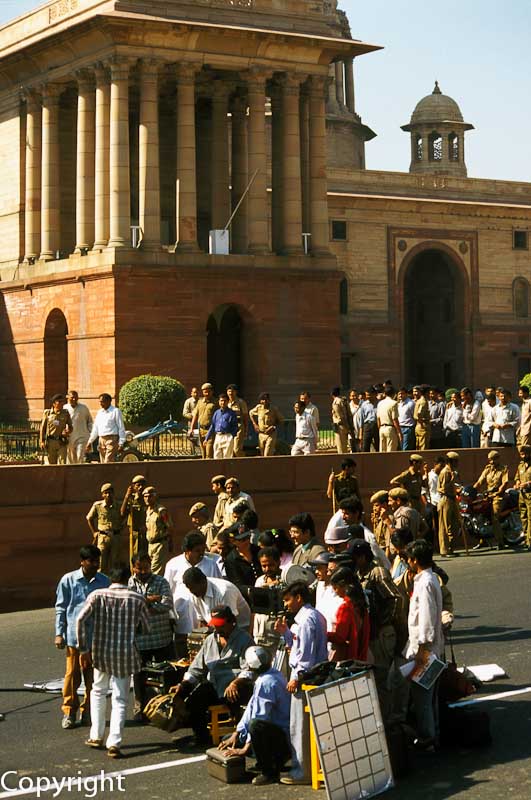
[403,249,465,387]
[206,305,243,394]
[44,309,68,404]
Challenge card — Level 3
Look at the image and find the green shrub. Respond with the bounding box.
[520,373,531,392]
[118,375,186,427]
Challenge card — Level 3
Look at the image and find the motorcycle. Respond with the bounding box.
[458,485,523,548]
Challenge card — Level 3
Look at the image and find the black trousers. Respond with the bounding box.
[133,643,175,713]
[186,680,253,741]
[248,719,291,778]
[362,422,379,452]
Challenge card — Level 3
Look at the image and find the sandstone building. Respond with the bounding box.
[0,0,529,420]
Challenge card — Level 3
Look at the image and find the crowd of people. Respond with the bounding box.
[56,452,502,781]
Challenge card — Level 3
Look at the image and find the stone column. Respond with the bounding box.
[93,63,110,250]
[40,84,61,261]
[139,58,161,248]
[299,82,310,236]
[246,68,269,254]
[308,76,330,256]
[230,94,248,254]
[335,62,345,108]
[108,58,131,248]
[175,63,199,252]
[24,89,42,262]
[344,58,355,112]
[75,69,96,252]
[210,79,230,231]
[280,75,303,255]
[269,83,283,254]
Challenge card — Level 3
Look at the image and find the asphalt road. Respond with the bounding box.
[1,548,531,800]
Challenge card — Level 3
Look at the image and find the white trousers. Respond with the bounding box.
[67,437,89,464]
[213,433,234,460]
[291,438,316,456]
[90,669,130,748]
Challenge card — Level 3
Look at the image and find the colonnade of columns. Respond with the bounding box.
[21,57,331,261]
[327,58,355,113]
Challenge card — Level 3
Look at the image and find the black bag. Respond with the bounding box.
[438,636,477,703]
[439,704,492,748]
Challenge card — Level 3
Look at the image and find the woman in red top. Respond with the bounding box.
[328,567,370,661]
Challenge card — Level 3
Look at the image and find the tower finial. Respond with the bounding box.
[433,80,441,95]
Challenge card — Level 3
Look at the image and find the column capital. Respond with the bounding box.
[278,73,305,94]
[139,57,162,80]
[109,55,132,82]
[307,74,329,100]
[20,87,41,110]
[40,83,62,105]
[93,62,110,85]
[176,62,200,85]
[75,68,95,91]
[246,66,271,91]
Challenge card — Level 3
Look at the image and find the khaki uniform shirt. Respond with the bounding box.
[249,404,284,432]
[414,397,431,428]
[124,493,147,533]
[377,397,398,427]
[213,492,229,531]
[393,504,424,539]
[88,501,123,533]
[228,398,248,430]
[333,473,361,503]
[390,469,423,502]
[438,465,457,498]
[196,398,217,430]
[146,505,171,543]
[331,396,348,426]
[519,400,531,439]
[514,460,531,493]
[476,464,508,494]
[40,409,72,442]
[200,522,217,549]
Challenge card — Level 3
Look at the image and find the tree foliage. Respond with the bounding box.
[118,375,186,427]
[520,373,531,392]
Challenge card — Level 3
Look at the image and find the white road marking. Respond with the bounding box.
[449,686,531,707]
[0,754,207,798]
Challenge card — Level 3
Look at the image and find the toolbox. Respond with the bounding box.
[206,747,247,783]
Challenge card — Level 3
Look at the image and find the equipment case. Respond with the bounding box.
[206,747,246,783]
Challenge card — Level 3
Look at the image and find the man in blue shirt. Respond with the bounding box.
[205,393,239,459]
[54,545,110,730]
[219,645,291,785]
[275,581,328,785]
[398,387,416,451]
[358,387,379,452]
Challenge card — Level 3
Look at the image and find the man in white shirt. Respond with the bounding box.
[404,539,443,750]
[182,569,251,630]
[86,393,126,463]
[491,388,520,446]
[291,400,318,455]
[299,391,320,429]
[164,531,221,640]
[481,386,497,448]
[182,387,199,430]
[64,390,93,464]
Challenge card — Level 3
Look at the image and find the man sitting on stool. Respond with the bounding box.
[219,645,291,785]
[172,606,254,751]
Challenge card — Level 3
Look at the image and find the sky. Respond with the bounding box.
[1,0,529,182]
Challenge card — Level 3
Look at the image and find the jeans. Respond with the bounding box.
[289,691,311,781]
[90,669,130,748]
[410,678,439,742]
[461,423,481,448]
[400,426,415,451]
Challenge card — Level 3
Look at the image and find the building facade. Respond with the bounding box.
[0,0,530,420]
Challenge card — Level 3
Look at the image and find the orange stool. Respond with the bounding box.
[208,704,236,745]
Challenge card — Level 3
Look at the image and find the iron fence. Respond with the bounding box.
[0,421,40,461]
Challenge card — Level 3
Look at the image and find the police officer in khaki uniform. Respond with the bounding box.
[413,385,431,451]
[388,487,427,539]
[120,474,148,561]
[390,454,426,515]
[189,502,216,550]
[227,384,249,458]
[327,458,361,512]
[39,394,73,465]
[86,483,124,574]
[330,387,351,454]
[370,490,391,552]
[437,452,461,557]
[190,383,217,459]
[249,393,284,456]
[473,451,509,549]
[514,445,531,550]
[144,486,173,575]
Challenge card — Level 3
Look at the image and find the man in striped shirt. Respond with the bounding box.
[77,565,150,759]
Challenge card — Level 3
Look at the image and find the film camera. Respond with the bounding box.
[243,564,316,617]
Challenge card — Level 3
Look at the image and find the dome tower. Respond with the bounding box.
[401,82,474,177]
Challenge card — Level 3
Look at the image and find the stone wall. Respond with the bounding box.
[0,448,519,612]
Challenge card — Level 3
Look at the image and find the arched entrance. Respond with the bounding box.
[404,249,465,387]
[206,305,242,394]
[44,309,68,404]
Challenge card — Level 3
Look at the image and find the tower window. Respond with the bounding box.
[448,133,459,161]
[339,278,348,315]
[429,132,443,161]
[416,135,423,161]
[513,278,529,318]
[331,220,347,241]
[513,230,528,250]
